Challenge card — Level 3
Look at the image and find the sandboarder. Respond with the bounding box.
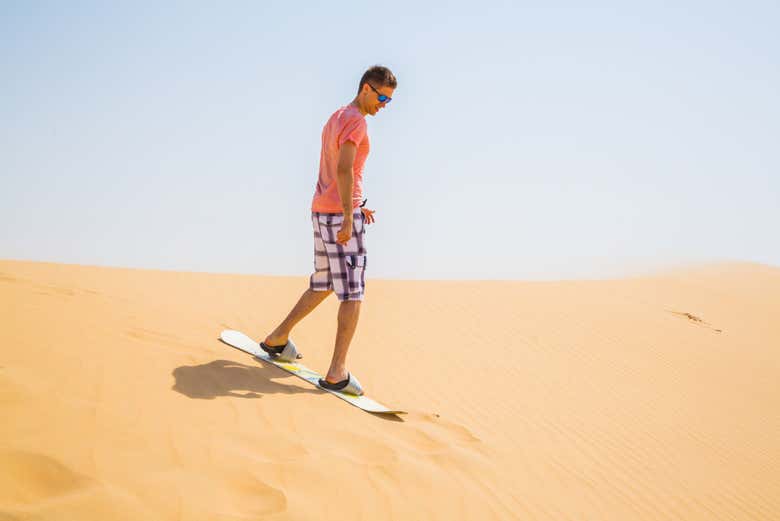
[259,65,397,396]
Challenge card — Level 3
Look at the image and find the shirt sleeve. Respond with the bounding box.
[338,116,367,147]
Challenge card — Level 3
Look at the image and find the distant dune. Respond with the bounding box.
[2,259,779,520]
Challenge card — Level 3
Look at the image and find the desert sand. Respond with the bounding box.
[1,258,779,520]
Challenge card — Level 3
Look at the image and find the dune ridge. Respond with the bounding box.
[1,259,779,520]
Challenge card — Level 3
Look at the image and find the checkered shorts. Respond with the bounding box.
[309,210,367,302]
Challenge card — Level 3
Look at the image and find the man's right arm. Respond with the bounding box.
[335,141,358,245]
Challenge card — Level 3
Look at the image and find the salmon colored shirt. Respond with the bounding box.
[311,104,370,213]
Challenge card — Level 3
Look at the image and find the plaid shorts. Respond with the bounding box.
[309,209,367,302]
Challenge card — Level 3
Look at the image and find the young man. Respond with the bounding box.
[259,65,397,396]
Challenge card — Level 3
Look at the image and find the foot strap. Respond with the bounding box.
[318,373,364,396]
[260,339,300,363]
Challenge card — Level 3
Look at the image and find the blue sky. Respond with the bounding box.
[2,1,778,280]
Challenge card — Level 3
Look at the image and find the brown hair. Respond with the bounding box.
[357,65,397,94]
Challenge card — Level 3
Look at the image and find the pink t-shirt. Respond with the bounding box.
[311,105,370,213]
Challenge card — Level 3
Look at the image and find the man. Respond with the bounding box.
[259,65,397,396]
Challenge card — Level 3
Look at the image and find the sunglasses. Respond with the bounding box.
[368,83,392,103]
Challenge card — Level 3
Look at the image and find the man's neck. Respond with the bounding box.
[350,98,367,116]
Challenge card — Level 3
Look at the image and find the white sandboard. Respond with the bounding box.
[219,330,405,415]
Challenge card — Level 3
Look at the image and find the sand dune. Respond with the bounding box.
[1,259,779,520]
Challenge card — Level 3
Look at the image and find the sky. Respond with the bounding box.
[2,1,779,280]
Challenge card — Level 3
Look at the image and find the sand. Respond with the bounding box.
[1,258,779,520]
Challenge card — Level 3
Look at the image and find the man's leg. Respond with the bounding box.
[264,288,332,346]
[324,300,361,383]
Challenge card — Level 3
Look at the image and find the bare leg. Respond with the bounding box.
[325,300,361,383]
[264,288,332,345]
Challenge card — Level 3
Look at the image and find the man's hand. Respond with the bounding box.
[361,207,375,225]
[337,215,353,245]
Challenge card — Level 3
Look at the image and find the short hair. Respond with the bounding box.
[357,65,397,94]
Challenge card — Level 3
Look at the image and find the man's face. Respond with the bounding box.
[363,83,395,116]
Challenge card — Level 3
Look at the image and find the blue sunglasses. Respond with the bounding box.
[368,83,392,103]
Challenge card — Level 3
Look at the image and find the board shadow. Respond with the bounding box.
[171,358,320,399]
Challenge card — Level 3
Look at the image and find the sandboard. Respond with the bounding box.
[219,330,406,415]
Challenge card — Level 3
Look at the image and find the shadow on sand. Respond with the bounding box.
[171,358,320,399]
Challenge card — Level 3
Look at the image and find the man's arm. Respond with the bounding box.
[335,141,357,245]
